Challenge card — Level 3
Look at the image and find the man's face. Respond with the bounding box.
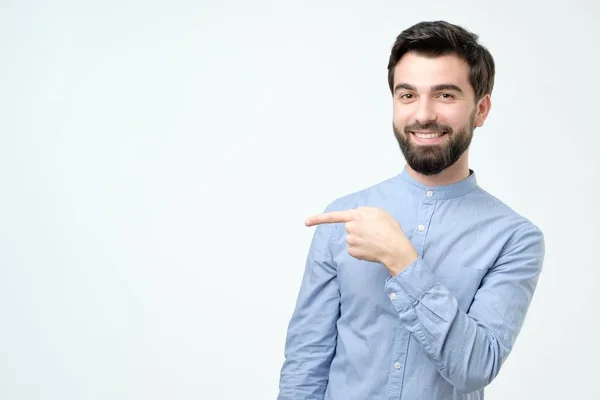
[392,52,489,175]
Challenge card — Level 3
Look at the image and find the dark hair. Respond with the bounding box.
[387,20,495,101]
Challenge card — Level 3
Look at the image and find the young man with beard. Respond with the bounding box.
[277,20,545,400]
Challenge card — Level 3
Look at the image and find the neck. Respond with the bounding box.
[406,151,471,187]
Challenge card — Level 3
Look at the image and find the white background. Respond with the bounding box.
[1,0,598,399]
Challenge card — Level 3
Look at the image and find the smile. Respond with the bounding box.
[410,131,448,139]
[409,131,449,145]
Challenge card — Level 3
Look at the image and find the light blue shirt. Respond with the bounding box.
[278,167,545,400]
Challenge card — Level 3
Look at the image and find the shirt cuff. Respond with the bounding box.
[384,256,436,311]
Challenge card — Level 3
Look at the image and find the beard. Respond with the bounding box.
[393,111,476,175]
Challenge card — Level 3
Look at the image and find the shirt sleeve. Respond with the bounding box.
[277,205,340,400]
[384,225,545,394]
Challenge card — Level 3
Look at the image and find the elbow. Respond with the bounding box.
[451,363,501,393]
[450,343,506,394]
[453,375,495,394]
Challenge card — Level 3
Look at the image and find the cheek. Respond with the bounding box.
[438,108,470,128]
[392,106,410,126]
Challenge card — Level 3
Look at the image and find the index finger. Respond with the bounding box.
[305,210,355,226]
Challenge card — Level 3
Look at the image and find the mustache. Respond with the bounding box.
[403,123,454,134]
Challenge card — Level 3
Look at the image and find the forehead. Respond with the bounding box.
[393,52,473,93]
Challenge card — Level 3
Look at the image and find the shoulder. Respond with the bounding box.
[323,174,401,213]
[470,186,544,248]
[316,175,400,244]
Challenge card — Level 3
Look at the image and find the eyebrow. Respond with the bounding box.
[394,83,464,94]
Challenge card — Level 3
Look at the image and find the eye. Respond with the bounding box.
[438,93,455,99]
[398,93,414,100]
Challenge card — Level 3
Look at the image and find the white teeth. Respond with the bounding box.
[414,132,444,139]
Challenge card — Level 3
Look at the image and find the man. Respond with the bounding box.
[277,20,545,400]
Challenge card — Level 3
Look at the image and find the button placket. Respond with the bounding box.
[413,191,436,255]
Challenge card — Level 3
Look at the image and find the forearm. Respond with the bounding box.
[278,292,339,399]
[278,337,336,399]
[385,226,544,393]
[386,261,503,393]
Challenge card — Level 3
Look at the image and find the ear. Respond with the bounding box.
[474,94,492,128]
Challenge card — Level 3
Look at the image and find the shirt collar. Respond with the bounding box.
[397,166,479,200]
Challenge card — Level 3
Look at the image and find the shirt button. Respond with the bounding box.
[390,292,397,300]
[417,224,425,232]
[426,190,433,197]
[394,362,401,369]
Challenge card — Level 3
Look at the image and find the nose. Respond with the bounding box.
[414,98,438,124]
